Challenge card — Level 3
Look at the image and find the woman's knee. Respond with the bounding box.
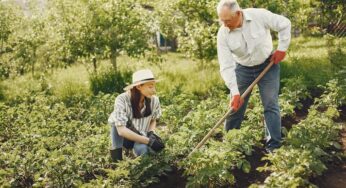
[134,144,149,156]
[110,123,123,149]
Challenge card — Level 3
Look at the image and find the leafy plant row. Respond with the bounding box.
[0,78,343,187]
[173,77,311,187]
[253,79,344,187]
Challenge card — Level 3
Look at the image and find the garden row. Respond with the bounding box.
[0,78,344,187]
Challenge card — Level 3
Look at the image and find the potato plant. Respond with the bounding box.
[0,78,344,187]
[254,79,344,187]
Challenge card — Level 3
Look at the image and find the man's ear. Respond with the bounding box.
[236,11,241,16]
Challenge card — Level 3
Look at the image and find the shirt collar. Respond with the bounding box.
[242,10,253,21]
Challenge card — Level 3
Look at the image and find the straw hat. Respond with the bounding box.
[123,69,160,91]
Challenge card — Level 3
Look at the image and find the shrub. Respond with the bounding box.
[89,69,132,95]
[54,80,91,107]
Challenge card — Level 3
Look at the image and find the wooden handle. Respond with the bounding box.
[188,61,274,158]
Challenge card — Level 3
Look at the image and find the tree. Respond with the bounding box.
[49,0,154,72]
[11,16,46,76]
[317,0,345,33]
[44,0,90,69]
[0,2,23,78]
[156,0,219,66]
[87,0,153,71]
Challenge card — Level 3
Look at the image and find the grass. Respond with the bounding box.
[49,64,92,102]
[0,75,42,102]
[97,52,225,96]
[0,36,345,103]
[0,63,91,103]
[282,36,346,89]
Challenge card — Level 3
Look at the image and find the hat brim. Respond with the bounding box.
[123,79,161,91]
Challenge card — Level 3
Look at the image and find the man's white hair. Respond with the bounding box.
[216,0,241,15]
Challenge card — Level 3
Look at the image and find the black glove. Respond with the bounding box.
[148,131,164,144]
[147,131,154,137]
[147,132,165,152]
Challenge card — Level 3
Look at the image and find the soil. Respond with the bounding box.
[232,146,270,188]
[147,97,346,188]
[147,167,187,188]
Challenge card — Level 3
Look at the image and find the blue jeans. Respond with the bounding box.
[109,122,149,156]
[224,60,282,149]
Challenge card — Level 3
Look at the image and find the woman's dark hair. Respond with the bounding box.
[130,86,152,118]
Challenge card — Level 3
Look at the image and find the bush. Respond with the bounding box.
[54,80,91,107]
[326,36,346,94]
[89,69,132,95]
[280,56,333,89]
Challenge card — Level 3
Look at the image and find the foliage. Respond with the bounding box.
[89,68,132,95]
[279,76,310,117]
[0,0,345,186]
[154,0,219,64]
[254,79,344,187]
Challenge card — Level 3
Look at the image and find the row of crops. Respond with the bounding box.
[0,77,345,187]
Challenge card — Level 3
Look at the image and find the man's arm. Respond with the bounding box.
[217,28,244,111]
[217,28,239,96]
[261,9,291,51]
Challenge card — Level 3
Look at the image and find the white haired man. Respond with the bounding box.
[216,0,291,152]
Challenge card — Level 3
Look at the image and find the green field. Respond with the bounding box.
[1,36,346,187]
[1,0,346,187]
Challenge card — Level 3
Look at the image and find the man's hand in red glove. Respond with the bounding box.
[270,50,286,64]
[229,94,244,112]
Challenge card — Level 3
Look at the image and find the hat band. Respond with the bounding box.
[133,78,155,84]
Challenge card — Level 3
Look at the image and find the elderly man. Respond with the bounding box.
[216,0,291,152]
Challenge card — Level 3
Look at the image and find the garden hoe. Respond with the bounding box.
[188,60,274,158]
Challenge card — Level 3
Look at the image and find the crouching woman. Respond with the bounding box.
[108,69,165,162]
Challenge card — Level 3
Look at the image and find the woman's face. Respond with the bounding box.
[136,81,156,98]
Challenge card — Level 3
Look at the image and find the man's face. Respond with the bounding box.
[219,7,242,30]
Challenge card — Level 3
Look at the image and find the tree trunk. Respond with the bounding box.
[32,49,36,77]
[92,56,97,73]
[172,37,178,52]
[154,33,161,55]
[110,51,117,72]
[32,61,35,77]
[164,39,168,53]
[1,40,3,56]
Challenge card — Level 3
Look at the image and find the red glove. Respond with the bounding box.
[229,95,244,112]
[270,50,286,64]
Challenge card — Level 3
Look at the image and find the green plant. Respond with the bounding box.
[254,79,344,187]
[89,69,132,95]
[155,0,219,65]
[54,79,91,106]
[257,147,325,187]
[279,76,310,117]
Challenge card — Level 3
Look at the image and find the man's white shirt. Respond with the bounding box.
[217,8,291,96]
